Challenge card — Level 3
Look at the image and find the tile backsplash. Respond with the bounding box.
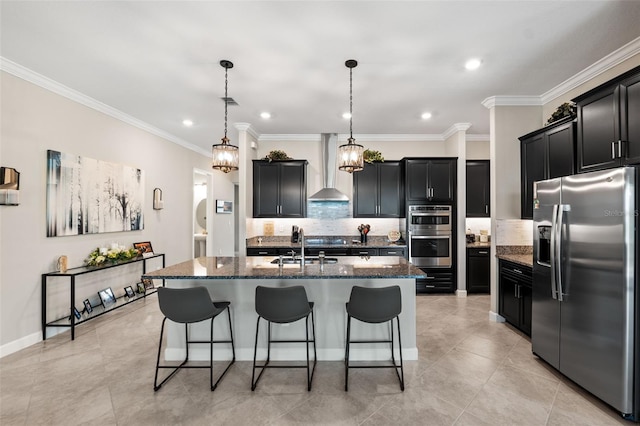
[495,219,533,246]
[247,218,405,239]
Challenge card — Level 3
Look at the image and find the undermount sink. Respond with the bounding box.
[269,257,339,265]
[303,238,348,246]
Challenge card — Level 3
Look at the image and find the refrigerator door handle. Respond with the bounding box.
[556,204,570,302]
[550,204,559,300]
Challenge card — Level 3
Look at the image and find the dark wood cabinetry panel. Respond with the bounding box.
[405,158,456,203]
[466,160,490,217]
[253,160,307,218]
[574,65,640,172]
[353,161,404,218]
[520,118,575,219]
[466,248,489,293]
[498,260,532,336]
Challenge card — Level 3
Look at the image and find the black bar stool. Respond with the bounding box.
[344,285,404,391]
[154,286,235,391]
[251,285,317,391]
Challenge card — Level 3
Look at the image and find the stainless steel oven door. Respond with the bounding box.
[408,231,452,267]
[408,205,452,231]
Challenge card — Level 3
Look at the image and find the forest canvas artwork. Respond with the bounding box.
[46,150,145,237]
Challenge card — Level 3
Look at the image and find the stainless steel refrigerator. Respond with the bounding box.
[532,166,639,419]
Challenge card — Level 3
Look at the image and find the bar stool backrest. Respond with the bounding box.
[255,286,311,323]
[157,286,216,323]
[347,285,401,323]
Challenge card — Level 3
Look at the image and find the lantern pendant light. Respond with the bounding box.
[338,59,364,173]
[212,60,239,173]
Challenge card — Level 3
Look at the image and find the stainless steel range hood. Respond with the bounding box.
[308,133,349,201]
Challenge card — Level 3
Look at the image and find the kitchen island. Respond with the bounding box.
[143,256,426,362]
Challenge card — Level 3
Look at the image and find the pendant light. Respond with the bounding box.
[212,60,239,173]
[338,59,364,173]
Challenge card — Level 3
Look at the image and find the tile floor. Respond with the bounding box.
[0,293,630,425]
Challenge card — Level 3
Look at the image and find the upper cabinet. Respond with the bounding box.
[405,158,456,203]
[574,66,640,173]
[253,160,307,218]
[519,117,576,219]
[466,160,490,217]
[353,161,405,218]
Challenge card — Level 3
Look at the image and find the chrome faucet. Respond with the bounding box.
[299,228,305,268]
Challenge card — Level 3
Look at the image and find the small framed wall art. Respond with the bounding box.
[216,200,232,214]
[83,299,93,314]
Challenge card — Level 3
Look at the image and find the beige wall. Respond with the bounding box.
[466,140,490,159]
[0,71,218,352]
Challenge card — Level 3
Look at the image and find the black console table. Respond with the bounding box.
[41,253,165,340]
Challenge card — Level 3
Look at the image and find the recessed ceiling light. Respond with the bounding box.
[260,112,271,119]
[342,112,351,119]
[182,119,193,127]
[465,58,482,70]
[421,112,432,120]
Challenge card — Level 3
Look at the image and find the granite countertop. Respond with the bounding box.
[247,235,406,249]
[143,256,426,280]
[495,245,533,268]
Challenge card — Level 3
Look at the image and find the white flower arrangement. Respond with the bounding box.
[86,245,139,266]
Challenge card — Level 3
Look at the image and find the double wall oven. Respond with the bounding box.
[407,205,452,268]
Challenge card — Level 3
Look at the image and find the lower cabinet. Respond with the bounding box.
[416,268,455,293]
[498,260,532,336]
[466,248,489,293]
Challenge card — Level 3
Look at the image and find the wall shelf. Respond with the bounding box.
[41,253,165,340]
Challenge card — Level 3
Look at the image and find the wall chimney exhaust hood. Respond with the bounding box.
[308,133,349,201]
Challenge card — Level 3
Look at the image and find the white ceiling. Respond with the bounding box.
[2,1,640,154]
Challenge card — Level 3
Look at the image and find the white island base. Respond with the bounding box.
[162,277,417,362]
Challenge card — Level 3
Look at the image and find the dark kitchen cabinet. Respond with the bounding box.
[520,117,575,219]
[415,268,455,293]
[348,248,379,256]
[498,260,532,336]
[466,160,490,217]
[466,247,489,293]
[405,158,456,203]
[353,161,404,218]
[253,160,307,218]
[574,66,640,173]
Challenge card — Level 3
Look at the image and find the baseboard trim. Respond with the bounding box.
[489,310,505,323]
[0,331,41,358]
[455,289,468,298]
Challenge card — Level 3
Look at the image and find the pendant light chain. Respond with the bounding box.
[349,65,353,140]
[224,65,228,140]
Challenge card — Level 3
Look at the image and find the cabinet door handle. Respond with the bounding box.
[485,205,488,214]
[386,251,397,255]
[513,268,522,274]
[478,251,488,254]
[612,141,618,160]
[618,140,626,158]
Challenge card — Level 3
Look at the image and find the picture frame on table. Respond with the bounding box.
[136,282,146,294]
[72,307,82,320]
[124,285,135,298]
[83,299,93,314]
[98,287,116,307]
[142,278,154,290]
[133,241,153,257]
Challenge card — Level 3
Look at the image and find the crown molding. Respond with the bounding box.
[441,123,472,139]
[541,36,640,104]
[0,57,210,157]
[481,96,543,109]
[233,122,259,139]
